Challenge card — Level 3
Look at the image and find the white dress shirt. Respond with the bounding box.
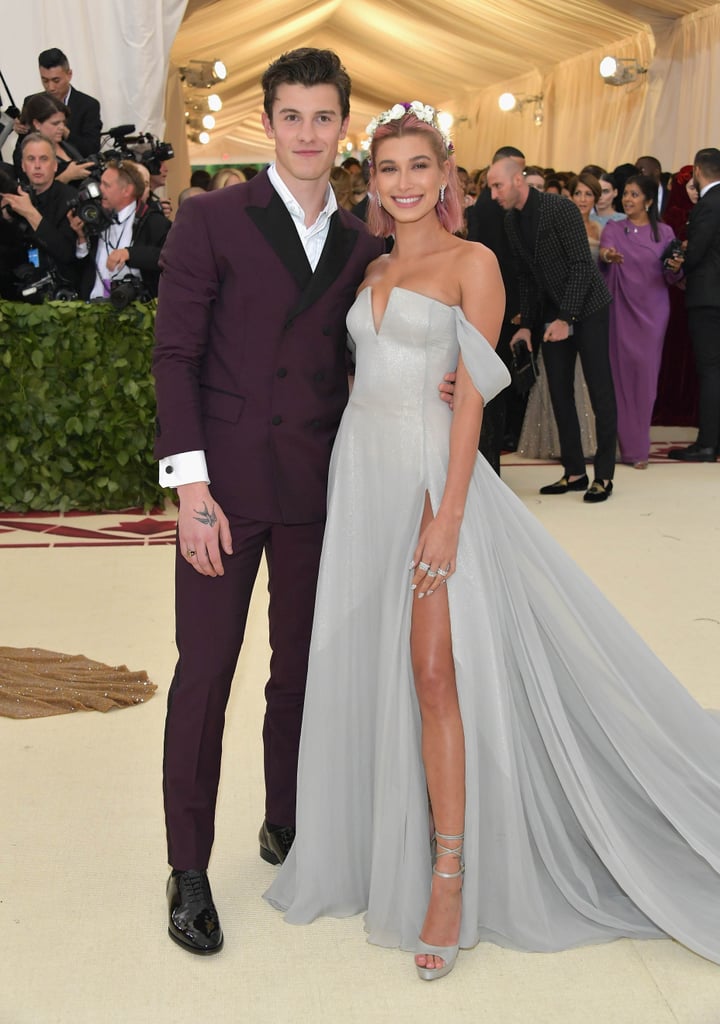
[158,166,337,488]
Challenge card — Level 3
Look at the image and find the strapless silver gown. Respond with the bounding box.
[266,287,720,963]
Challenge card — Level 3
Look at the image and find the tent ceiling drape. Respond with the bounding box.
[170,0,718,166]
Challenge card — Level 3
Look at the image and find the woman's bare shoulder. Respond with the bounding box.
[357,252,393,294]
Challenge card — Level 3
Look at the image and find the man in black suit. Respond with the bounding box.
[0,134,77,296]
[488,156,617,503]
[69,159,170,300]
[14,48,102,158]
[467,145,525,474]
[636,156,668,218]
[667,147,720,462]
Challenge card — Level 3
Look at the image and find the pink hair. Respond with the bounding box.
[367,112,463,237]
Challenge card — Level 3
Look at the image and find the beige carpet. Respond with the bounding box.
[2,431,720,1024]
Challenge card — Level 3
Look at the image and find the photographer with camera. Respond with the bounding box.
[69,158,171,302]
[0,133,78,300]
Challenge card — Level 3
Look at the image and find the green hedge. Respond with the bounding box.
[0,299,166,512]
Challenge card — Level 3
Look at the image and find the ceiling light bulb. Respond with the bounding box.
[498,92,517,113]
[199,131,210,145]
[202,114,215,130]
[208,94,222,112]
[437,111,454,133]
[213,61,227,81]
[599,56,618,79]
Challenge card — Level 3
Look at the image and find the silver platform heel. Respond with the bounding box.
[415,830,464,982]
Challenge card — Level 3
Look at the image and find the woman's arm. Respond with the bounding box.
[413,246,504,586]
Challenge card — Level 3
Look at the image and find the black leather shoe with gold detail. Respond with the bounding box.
[583,479,613,503]
[539,473,589,495]
[167,869,224,954]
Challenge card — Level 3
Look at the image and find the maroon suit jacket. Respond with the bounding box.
[153,170,383,524]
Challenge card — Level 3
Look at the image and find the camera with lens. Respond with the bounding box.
[140,138,174,176]
[13,264,78,303]
[66,179,115,236]
[0,175,33,235]
[109,276,150,310]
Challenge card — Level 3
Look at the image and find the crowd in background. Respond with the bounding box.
[1,46,716,464]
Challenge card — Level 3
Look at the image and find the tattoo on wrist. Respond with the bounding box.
[192,502,217,528]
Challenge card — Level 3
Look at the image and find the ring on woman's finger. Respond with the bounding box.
[437,567,449,577]
[186,548,196,558]
[426,570,438,578]
[418,561,431,572]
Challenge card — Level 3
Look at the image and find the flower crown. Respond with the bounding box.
[366,101,454,154]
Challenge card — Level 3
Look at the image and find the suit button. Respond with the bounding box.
[314,371,325,382]
[272,415,282,426]
[277,367,288,378]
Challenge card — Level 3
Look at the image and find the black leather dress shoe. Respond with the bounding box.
[583,479,613,503]
[167,869,223,954]
[259,820,296,865]
[667,444,717,462]
[539,473,589,495]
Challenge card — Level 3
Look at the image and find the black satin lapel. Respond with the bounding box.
[289,212,359,320]
[246,192,312,291]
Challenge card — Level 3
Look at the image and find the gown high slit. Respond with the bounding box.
[265,286,720,963]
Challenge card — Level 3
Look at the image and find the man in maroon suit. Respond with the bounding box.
[153,49,384,954]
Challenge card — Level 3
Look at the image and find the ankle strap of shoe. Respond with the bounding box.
[432,831,465,879]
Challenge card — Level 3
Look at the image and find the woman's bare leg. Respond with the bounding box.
[411,493,465,971]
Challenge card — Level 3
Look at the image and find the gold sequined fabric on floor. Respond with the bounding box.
[0,647,157,718]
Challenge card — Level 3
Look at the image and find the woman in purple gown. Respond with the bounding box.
[599,175,680,467]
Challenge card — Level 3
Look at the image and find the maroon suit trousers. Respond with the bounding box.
[163,512,324,870]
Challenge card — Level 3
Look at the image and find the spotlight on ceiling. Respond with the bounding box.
[188,130,211,145]
[436,111,454,135]
[180,60,227,89]
[207,94,223,112]
[599,56,647,86]
[498,93,544,126]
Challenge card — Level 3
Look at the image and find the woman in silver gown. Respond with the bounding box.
[266,104,720,981]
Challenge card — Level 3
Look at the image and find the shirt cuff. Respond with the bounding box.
[76,241,89,257]
[159,450,209,487]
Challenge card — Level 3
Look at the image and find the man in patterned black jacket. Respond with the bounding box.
[488,156,617,503]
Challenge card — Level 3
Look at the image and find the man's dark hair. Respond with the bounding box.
[492,145,525,162]
[694,147,720,180]
[190,168,211,190]
[636,155,661,176]
[341,156,361,171]
[262,48,351,121]
[38,48,70,71]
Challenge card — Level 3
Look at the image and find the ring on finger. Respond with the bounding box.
[426,570,438,578]
[437,567,449,577]
[418,561,431,572]
[186,548,196,557]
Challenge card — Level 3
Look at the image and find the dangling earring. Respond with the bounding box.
[439,184,446,204]
[377,193,382,208]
